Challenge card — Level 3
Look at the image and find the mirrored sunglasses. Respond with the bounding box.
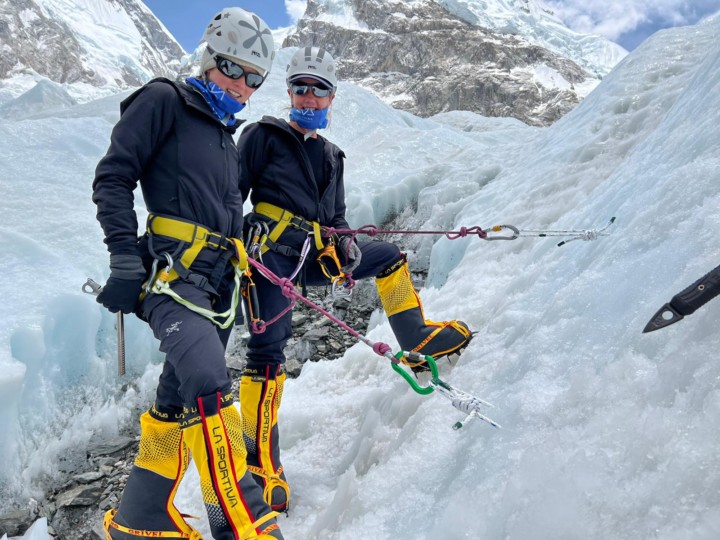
[215,57,265,89]
[290,83,332,98]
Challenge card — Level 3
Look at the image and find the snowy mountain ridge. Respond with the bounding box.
[309,0,626,76]
[0,0,184,109]
[437,0,627,75]
[286,0,626,125]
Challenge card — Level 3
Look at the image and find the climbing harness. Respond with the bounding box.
[247,203,354,301]
[147,252,242,329]
[247,258,499,430]
[324,216,616,248]
[253,202,325,254]
[143,214,248,329]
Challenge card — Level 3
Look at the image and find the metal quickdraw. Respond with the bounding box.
[248,258,499,430]
[486,216,617,247]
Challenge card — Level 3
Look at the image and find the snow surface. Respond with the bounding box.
[2,12,720,540]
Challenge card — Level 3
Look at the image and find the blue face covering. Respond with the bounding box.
[289,107,329,130]
[186,77,245,125]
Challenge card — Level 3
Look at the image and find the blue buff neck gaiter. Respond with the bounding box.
[186,77,245,125]
[289,107,329,130]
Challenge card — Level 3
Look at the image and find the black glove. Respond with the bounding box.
[96,254,146,314]
[97,276,145,314]
[339,236,362,274]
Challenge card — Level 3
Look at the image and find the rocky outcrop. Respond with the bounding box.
[285,0,595,126]
[0,0,183,95]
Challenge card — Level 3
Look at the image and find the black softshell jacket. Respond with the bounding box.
[92,77,244,258]
[237,116,349,231]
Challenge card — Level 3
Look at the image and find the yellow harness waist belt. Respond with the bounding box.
[147,213,247,282]
[253,202,325,254]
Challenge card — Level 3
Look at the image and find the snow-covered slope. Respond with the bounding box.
[1,10,719,540]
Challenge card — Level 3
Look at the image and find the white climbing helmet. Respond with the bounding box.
[286,47,338,90]
[202,7,275,76]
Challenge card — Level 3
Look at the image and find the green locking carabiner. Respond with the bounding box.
[391,351,438,395]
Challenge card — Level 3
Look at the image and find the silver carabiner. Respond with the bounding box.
[145,252,174,293]
[483,224,520,241]
[331,277,353,301]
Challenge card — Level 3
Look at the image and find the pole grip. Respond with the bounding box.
[671,263,720,316]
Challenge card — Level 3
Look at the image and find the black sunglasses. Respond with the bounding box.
[215,57,265,89]
[290,83,332,98]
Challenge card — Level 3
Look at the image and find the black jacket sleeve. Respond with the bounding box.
[330,154,350,230]
[237,122,268,204]
[92,82,178,256]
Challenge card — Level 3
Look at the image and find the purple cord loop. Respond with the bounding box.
[446,226,486,240]
[277,277,295,298]
[373,342,392,356]
[251,321,266,334]
[357,224,380,237]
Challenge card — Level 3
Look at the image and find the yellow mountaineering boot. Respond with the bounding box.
[241,364,291,513]
[376,258,472,372]
[103,408,202,539]
[181,390,283,539]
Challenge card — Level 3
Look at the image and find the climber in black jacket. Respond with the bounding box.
[235,46,473,514]
[92,8,283,540]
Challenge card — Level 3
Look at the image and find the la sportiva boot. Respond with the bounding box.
[376,258,472,372]
[241,364,290,513]
[182,390,283,540]
[103,407,202,539]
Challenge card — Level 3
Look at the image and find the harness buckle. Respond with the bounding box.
[205,231,226,250]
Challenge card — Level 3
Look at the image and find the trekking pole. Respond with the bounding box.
[643,262,720,333]
[82,278,126,376]
[324,216,615,248]
[247,259,499,429]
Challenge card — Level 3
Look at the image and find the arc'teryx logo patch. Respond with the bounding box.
[165,321,182,336]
